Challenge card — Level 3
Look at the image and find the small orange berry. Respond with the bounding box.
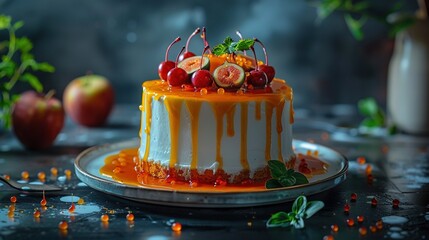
[359,226,368,235]
[126,213,135,221]
[346,218,355,227]
[323,235,334,240]
[369,225,377,232]
[64,169,72,177]
[357,157,366,165]
[33,209,41,218]
[50,167,58,176]
[77,198,85,205]
[100,214,109,222]
[58,220,68,230]
[21,171,29,179]
[40,198,47,206]
[10,196,17,203]
[376,220,383,230]
[37,172,46,180]
[68,203,75,213]
[330,224,339,232]
[357,215,364,223]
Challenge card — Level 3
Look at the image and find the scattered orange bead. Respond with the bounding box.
[3,174,10,180]
[217,88,225,95]
[21,171,29,179]
[58,220,68,230]
[346,218,355,227]
[357,157,366,165]
[323,235,334,240]
[33,209,41,218]
[77,198,85,205]
[40,198,47,206]
[365,165,372,175]
[37,172,46,180]
[359,226,368,235]
[376,220,383,230]
[64,169,72,178]
[350,193,357,202]
[330,224,339,232]
[68,203,75,213]
[9,204,15,211]
[200,88,208,95]
[10,196,17,203]
[126,213,135,221]
[371,197,378,207]
[392,199,400,208]
[100,214,109,222]
[50,167,58,176]
[357,215,364,223]
[369,225,377,232]
[171,222,182,232]
[343,203,350,213]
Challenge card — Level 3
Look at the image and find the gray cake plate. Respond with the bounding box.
[74,139,348,208]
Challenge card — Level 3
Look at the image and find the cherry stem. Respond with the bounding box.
[254,38,268,65]
[45,90,56,100]
[236,31,246,56]
[185,27,201,52]
[175,46,186,67]
[250,46,259,71]
[201,27,212,54]
[199,45,210,69]
[165,37,181,62]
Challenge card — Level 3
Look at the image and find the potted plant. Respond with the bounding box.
[314,0,429,135]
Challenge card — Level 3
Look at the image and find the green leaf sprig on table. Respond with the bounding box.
[0,15,55,129]
[212,36,255,56]
[358,97,396,134]
[266,195,324,229]
[265,160,309,189]
[312,0,417,40]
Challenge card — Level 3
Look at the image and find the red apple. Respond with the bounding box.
[12,90,65,150]
[63,75,115,127]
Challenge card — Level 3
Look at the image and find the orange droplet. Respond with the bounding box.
[323,235,334,240]
[77,198,85,205]
[37,172,46,180]
[33,209,41,218]
[21,171,29,179]
[217,88,225,95]
[40,198,47,206]
[346,218,355,227]
[371,197,378,207]
[68,203,75,213]
[50,167,58,176]
[369,225,377,232]
[376,220,383,230]
[3,174,10,180]
[58,220,68,230]
[126,213,135,221]
[7,211,14,218]
[64,169,72,178]
[100,214,109,222]
[171,222,182,232]
[359,226,368,235]
[365,165,372,175]
[357,157,366,165]
[350,193,357,202]
[357,215,364,223]
[343,203,350,213]
[10,196,17,203]
[330,224,339,232]
[200,88,208,95]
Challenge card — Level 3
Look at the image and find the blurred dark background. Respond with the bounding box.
[0,0,419,109]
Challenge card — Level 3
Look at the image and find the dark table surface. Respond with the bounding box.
[1,104,428,240]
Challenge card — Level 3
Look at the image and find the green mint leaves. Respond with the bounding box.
[266,195,324,229]
[358,97,397,135]
[213,36,254,56]
[0,15,55,129]
[265,160,309,189]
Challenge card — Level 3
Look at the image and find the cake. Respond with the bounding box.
[138,29,295,185]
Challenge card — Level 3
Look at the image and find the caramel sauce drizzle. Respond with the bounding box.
[142,90,153,162]
[164,98,183,168]
[265,101,274,161]
[185,100,202,170]
[240,102,249,170]
[276,99,285,161]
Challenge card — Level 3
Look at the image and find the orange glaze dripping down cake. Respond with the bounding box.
[138,78,295,184]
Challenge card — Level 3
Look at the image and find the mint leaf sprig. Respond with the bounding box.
[266,195,324,229]
[265,160,309,189]
[212,36,254,56]
[0,15,55,129]
[358,97,396,134]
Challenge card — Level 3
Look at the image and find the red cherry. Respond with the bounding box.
[192,69,213,88]
[254,38,275,83]
[167,46,188,87]
[248,46,267,88]
[158,37,181,80]
[167,68,188,87]
[179,27,200,62]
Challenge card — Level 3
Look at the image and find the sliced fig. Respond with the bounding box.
[213,62,245,89]
[178,56,210,75]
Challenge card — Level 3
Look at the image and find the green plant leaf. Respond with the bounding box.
[213,44,228,56]
[305,201,324,219]
[266,211,294,228]
[20,73,43,92]
[37,62,55,72]
[235,39,254,52]
[16,37,33,53]
[0,15,11,30]
[344,14,365,40]
[317,0,342,20]
[358,97,378,116]
[12,21,24,30]
[292,195,307,216]
[267,160,288,179]
[265,179,283,189]
[278,175,296,187]
[292,172,310,185]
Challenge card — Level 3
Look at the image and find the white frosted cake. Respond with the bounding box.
[138,78,295,184]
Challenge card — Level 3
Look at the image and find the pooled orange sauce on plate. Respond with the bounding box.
[99,148,329,193]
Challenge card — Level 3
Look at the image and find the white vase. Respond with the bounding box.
[387,18,429,135]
